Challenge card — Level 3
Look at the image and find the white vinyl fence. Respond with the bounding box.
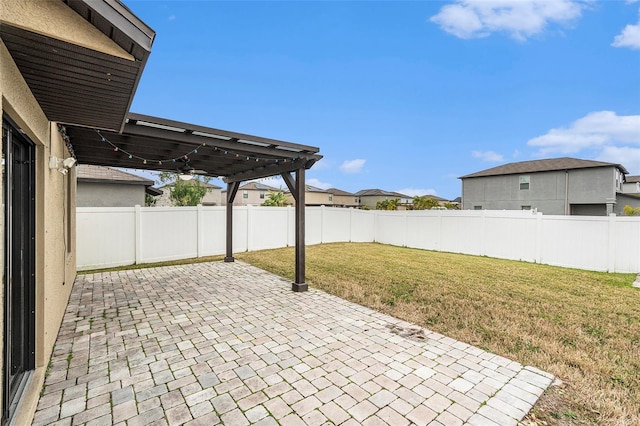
[77,206,640,273]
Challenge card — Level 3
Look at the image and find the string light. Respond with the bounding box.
[57,125,77,159]
[93,129,303,167]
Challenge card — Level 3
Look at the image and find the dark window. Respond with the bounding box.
[519,175,530,190]
[259,191,265,199]
[243,190,248,199]
[474,205,482,210]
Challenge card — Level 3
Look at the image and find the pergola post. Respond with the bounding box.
[282,168,307,292]
[225,181,240,262]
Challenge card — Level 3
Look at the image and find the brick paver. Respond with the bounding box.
[33,261,554,425]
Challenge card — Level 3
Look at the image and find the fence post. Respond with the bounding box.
[197,204,203,258]
[480,210,487,256]
[246,205,253,252]
[349,208,353,242]
[403,210,408,247]
[607,213,616,272]
[321,205,326,243]
[134,205,142,264]
[535,212,543,264]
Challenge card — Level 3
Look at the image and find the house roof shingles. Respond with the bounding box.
[626,175,640,183]
[460,157,629,179]
[326,188,354,196]
[77,165,154,185]
[355,189,411,198]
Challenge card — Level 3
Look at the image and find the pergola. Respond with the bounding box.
[66,114,321,291]
[2,0,321,290]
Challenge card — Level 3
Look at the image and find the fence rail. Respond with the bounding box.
[77,206,640,273]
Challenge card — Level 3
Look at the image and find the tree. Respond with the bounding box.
[158,172,211,207]
[623,205,640,216]
[412,196,440,210]
[262,189,287,206]
[145,193,157,207]
[443,202,459,210]
[376,198,399,210]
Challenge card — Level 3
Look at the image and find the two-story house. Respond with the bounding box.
[355,189,413,209]
[284,186,358,207]
[222,182,282,206]
[459,157,633,215]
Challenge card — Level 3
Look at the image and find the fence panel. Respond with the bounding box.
[483,213,537,262]
[614,218,640,273]
[375,212,406,247]
[199,207,226,256]
[248,206,290,251]
[139,207,199,263]
[539,215,610,271]
[322,207,352,243]
[350,209,375,242]
[76,207,136,270]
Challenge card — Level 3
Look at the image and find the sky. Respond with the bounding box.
[125,0,640,200]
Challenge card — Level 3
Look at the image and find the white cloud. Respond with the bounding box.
[168,15,176,21]
[527,111,640,155]
[596,146,640,174]
[307,178,333,190]
[612,11,640,50]
[430,0,585,41]
[396,188,438,197]
[472,150,504,162]
[527,111,640,172]
[340,159,366,174]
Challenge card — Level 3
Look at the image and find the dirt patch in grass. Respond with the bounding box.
[237,242,640,426]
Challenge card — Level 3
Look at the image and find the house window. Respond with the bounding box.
[522,205,531,211]
[243,190,248,199]
[259,191,265,199]
[474,205,482,210]
[519,175,530,190]
[329,194,333,201]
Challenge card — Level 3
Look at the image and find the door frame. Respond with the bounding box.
[2,114,36,424]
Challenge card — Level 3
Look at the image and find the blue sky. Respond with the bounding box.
[126,0,640,199]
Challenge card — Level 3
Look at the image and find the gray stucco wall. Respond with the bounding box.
[77,182,146,207]
[462,167,618,215]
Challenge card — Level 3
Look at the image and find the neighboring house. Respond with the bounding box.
[155,181,222,207]
[77,165,160,207]
[355,189,413,209]
[326,188,359,208]
[622,175,640,194]
[284,186,358,207]
[1,0,155,423]
[222,182,281,206]
[459,157,634,216]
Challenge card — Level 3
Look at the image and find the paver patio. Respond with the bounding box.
[33,261,554,425]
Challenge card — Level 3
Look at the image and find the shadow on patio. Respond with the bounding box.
[33,261,553,426]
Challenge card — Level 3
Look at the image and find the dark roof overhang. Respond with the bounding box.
[65,113,322,183]
[0,0,155,131]
[145,186,163,197]
[460,157,629,179]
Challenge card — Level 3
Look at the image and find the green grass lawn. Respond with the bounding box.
[236,242,640,425]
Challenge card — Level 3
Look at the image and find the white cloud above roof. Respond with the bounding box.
[527,111,640,172]
[472,150,504,162]
[396,188,438,197]
[339,159,366,174]
[430,0,585,40]
[307,178,333,189]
